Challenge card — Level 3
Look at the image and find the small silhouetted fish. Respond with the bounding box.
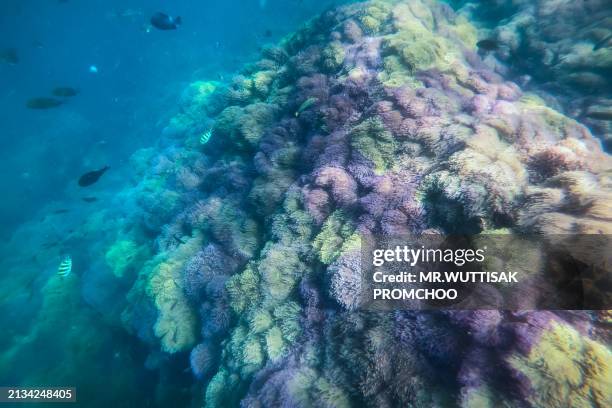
[58,255,72,277]
[52,87,79,97]
[476,39,499,51]
[0,48,18,65]
[150,12,182,30]
[82,196,98,203]
[78,166,110,187]
[26,97,63,109]
[53,209,70,214]
[264,29,272,38]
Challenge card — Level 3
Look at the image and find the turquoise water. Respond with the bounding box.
[1,0,610,407]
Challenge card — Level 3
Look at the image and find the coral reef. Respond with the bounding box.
[111,0,610,405]
[454,0,612,148]
[6,0,609,407]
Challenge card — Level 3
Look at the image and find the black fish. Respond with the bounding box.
[82,196,98,203]
[476,39,499,51]
[52,209,70,214]
[52,87,79,97]
[150,12,182,30]
[0,48,18,65]
[26,97,63,109]
[78,166,110,187]
[264,29,272,38]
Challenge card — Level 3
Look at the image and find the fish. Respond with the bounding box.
[0,48,18,65]
[150,12,182,30]
[264,29,273,38]
[89,65,99,74]
[476,39,499,51]
[295,97,318,117]
[52,209,70,214]
[26,97,63,109]
[78,166,110,187]
[200,129,213,145]
[52,87,79,97]
[57,255,72,277]
[82,196,98,203]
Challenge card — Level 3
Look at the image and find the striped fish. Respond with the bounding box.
[200,129,213,145]
[57,255,72,277]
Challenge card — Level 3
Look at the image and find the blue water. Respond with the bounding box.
[0,0,346,237]
[0,1,349,405]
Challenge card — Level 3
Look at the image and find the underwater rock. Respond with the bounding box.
[45,0,611,406]
[455,0,612,148]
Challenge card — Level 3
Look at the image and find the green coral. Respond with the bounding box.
[248,309,273,334]
[226,264,261,315]
[188,80,219,105]
[313,210,355,264]
[180,80,220,119]
[375,1,464,85]
[321,41,346,72]
[252,70,276,97]
[241,336,265,375]
[105,239,150,278]
[273,301,302,343]
[249,171,296,216]
[350,117,397,174]
[265,326,286,360]
[286,368,351,408]
[205,368,239,407]
[270,190,316,243]
[258,243,305,303]
[225,325,266,377]
[145,235,202,353]
[214,103,278,149]
[383,35,441,73]
[378,55,422,88]
[358,2,392,35]
[509,321,612,408]
[195,198,260,260]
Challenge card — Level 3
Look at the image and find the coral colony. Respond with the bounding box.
[3,0,610,407]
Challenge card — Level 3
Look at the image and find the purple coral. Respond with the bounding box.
[182,244,237,302]
[314,166,358,206]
